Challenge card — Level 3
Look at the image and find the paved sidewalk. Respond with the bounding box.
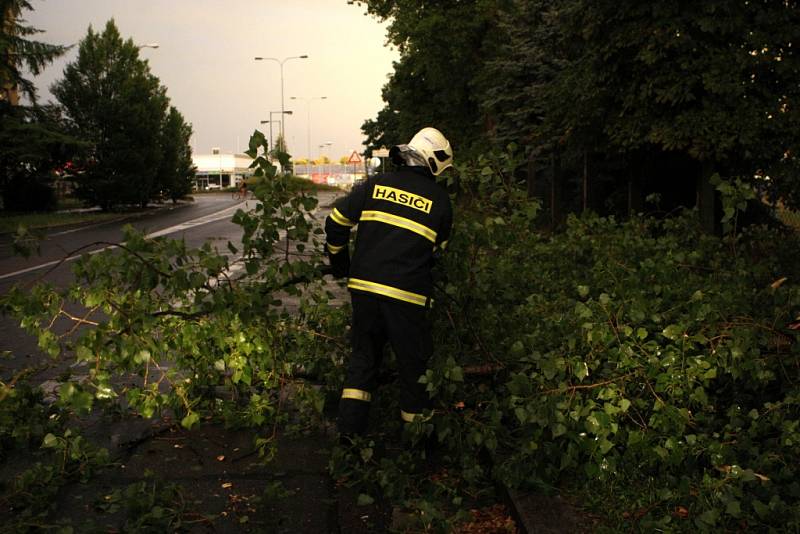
[49,418,343,533]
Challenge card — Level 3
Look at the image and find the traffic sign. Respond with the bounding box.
[347,150,363,164]
[373,147,390,158]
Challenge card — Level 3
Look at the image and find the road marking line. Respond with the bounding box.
[50,216,129,237]
[0,203,250,282]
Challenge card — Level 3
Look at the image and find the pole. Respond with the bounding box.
[279,62,285,142]
[291,96,326,176]
[254,55,307,155]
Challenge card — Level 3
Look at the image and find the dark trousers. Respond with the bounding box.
[337,292,433,435]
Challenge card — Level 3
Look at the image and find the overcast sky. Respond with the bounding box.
[25,0,398,159]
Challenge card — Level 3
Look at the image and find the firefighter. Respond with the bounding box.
[325,127,454,437]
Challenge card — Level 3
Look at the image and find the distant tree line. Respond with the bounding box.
[1,3,194,212]
[355,0,800,230]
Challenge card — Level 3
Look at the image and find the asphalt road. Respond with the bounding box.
[0,191,337,381]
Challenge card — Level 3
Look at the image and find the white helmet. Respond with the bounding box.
[390,127,453,176]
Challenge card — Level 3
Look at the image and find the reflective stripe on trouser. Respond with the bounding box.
[341,388,372,402]
[337,292,433,435]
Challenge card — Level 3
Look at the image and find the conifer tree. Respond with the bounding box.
[52,20,168,209]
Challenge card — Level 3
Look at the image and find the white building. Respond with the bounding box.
[193,149,258,190]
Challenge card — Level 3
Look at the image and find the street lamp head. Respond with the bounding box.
[138,43,160,49]
[300,55,309,59]
[260,120,270,124]
[284,110,293,115]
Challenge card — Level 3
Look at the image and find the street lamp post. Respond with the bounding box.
[267,110,292,152]
[253,55,308,144]
[290,96,327,173]
[259,120,276,150]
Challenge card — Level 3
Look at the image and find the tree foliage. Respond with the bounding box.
[421,150,800,530]
[0,0,78,212]
[3,134,800,528]
[3,129,340,453]
[157,106,195,203]
[0,102,84,211]
[357,0,800,214]
[354,0,498,154]
[52,20,192,210]
[0,0,68,104]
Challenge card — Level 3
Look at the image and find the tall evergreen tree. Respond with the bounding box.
[539,0,800,220]
[1,0,68,104]
[361,0,800,220]
[355,0,500,155]
[157,106,195,203]
[52,20,168,210]
[0,0,78,211]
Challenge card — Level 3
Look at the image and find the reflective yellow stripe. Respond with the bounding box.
[327,242,345,254]
[348,278,428,306]
[360,210,437,243]
[330,208,355,227]
[341,388,372,402]
[439,240,448,250]
[401,410,431,423]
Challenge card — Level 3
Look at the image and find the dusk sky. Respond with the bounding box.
[25,0,399,160]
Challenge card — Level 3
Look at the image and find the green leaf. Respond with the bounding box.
[76,345,93,362]
[698,509,719,526]
[134,350,151,364]
[42,433,59,448]
[575,362,589,380]
[574,302,593,319]
[181,412,200,429]
[661,324,683,340]
[357,493,374,506]
[752,500,769,518]
[448,366,464,382]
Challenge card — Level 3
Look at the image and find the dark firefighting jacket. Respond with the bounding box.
[324,166,452,307]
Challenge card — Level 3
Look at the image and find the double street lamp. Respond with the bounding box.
[260,110,292,152]
[259,120,279,151]
[254,55,308,144]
